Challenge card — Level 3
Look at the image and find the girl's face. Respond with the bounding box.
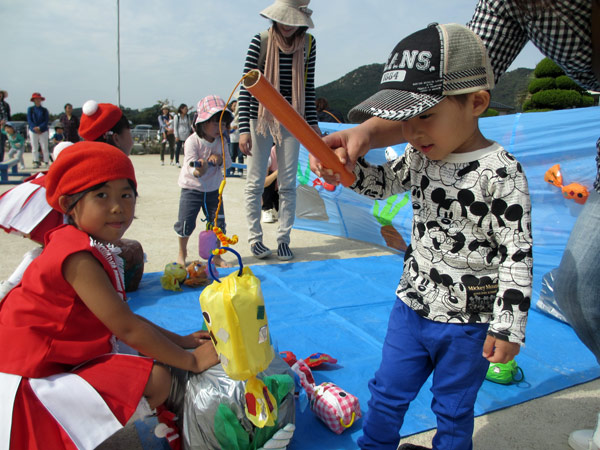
[181,106,188,115]
[4,126,15,136]
[112,127,134,156]
[201,114,223,142]
[65,104,73,115]
[67,178,136,244]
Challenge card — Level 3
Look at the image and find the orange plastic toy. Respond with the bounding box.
[544,163,589,204]
[243,69,355,187]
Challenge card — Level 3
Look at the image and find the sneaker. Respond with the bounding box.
[262,209,276,223]
[161,161,165,166]
[33,161,41,169]
[251,242,272,259]
[19,165,26,170]
[170,160,174,166]
[569,412,600,450]
[176,162,181,168]
[277,242,293,261]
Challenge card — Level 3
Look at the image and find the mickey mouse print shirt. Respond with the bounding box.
[351,142,532,345]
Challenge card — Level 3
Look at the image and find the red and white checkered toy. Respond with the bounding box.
[291,359,361,434]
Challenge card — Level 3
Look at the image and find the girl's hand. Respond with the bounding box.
[190,340,219,373]
[239,133,252,156]
[207,154,221,166]
[180,330,212,349]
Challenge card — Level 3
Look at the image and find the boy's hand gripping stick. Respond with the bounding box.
[243,69,355,187]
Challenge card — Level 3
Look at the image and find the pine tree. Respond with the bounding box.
[522,58,594,112]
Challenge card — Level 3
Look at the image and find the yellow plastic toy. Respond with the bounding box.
[199,247,276,428]
[160,262,188,291]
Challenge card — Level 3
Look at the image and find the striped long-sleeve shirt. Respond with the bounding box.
[238,32,318,135]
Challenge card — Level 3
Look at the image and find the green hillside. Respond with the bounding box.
[316,64,534,121]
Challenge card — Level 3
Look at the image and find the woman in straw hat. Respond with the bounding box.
[238,0,320,262]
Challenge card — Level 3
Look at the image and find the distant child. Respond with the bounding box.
[175,95,233,268]
[79,99,134,155]
[316,24,533,450]
[1,122,25,169]
[50,124,65,146]
[0,142,219,449]
[27,92,50,168]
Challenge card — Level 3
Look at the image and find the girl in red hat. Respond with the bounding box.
[27,92,50,169]
[0,141,218,450]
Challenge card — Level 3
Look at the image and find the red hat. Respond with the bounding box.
[30,92,45,102]
[45,141,136,212]
[79,99,123,141]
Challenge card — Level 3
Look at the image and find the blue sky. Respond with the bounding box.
[2,0,543,115]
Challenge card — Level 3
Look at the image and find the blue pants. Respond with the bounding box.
[358,300,489,450]
[555,190,600,364]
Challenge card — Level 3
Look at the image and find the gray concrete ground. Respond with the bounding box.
[1,152,598,449]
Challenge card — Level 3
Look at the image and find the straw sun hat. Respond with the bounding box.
[260,0,314,28]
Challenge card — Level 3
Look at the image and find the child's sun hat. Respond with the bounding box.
[349,23,495,123]
[195,95,232,124]
[79,100,123,141]
[45,141,136,211]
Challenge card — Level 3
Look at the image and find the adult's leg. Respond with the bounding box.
[168,134,175,162]
[429,322,489,450]
[555,190,600,364]
[274,128,300,245]
[175,140,183,164]
[245,120,272,245]
[39,131,49,163]
[29,130,40,164]
[358,300,433,450]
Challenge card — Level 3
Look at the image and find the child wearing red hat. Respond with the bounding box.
[0,141,219,450]
[79,99,134,154]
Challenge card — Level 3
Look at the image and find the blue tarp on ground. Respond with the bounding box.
[128,108,600,448]
[129,257,600,449]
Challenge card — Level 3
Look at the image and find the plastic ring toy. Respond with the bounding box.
[207,247,243,282]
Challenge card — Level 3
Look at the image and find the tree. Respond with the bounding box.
[522,58,594,112]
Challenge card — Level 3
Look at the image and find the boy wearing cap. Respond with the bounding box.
[27,92,50,168]
[317,24,533,450]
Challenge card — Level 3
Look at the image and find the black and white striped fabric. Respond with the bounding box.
[238,32,318,135]
[251,241,272,259]
[277,242,294,261]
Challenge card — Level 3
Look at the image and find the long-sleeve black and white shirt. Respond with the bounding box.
[351,142,533,345]
[238,32,318,135]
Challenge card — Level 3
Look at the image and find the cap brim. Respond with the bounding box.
[348,89,444,123]
[195,108,233,124]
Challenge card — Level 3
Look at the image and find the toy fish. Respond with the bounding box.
[544,164,589,205]
[544,163,563,187]
[562,182,589,205]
